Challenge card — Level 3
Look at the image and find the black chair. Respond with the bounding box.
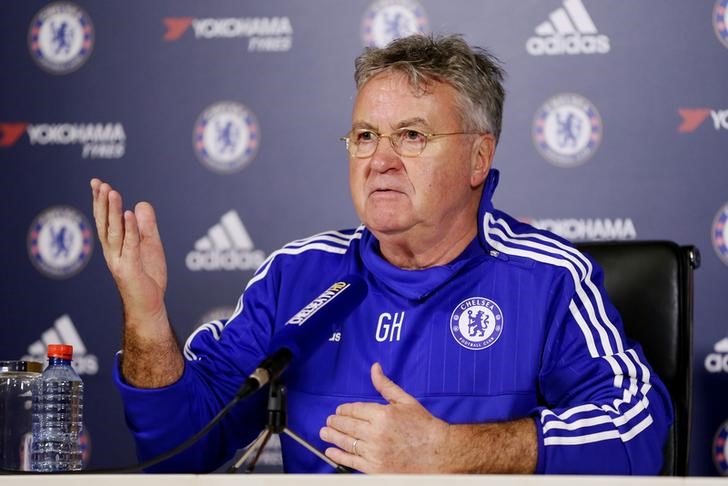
[575,241,700,476]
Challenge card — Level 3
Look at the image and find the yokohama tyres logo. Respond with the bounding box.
[162,16,292,51]
[678,108,728,132]
[0,123,28,147]
[0,121,126,158]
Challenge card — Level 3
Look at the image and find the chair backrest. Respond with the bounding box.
[575,241,700,476]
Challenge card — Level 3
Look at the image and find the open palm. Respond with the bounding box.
[91,179,168,323]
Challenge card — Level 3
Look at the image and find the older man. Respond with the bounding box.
[91,34,671,474]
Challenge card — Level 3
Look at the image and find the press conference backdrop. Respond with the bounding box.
[1,0,727,476]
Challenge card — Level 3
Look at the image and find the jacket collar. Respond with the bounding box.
[359,169,500,300]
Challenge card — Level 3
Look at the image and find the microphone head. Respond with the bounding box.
[270,274,368,361]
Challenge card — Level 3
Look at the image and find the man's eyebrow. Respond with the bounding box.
[393,117,430,130]
[351,121,377,130]
[350,118,432,131]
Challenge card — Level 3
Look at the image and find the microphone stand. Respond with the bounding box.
[227,380,351,473]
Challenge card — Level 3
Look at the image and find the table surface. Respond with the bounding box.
[0,474,726,485]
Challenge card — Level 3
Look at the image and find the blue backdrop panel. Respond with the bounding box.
[1,0,727,476]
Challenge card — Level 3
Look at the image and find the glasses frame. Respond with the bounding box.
[339,128,486,158]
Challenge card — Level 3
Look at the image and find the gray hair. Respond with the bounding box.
[354,34,506,144]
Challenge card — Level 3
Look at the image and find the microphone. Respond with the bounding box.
[237,274,368,398]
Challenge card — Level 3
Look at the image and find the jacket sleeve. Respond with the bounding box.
[532,254,673,475]
[114,264,280,473]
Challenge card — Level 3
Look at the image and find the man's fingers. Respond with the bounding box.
[321,430,372,475]
[319,424,363,453]
[106,189,124,258]
[325,413,370,440]
[335,401,385,421]
[323,446,368,473]
[134,201,160,241]
[91,180,110,242]
[121,210,141,263]
[321,423,372,472]
[371,362,415,405]
[90,178,101,198]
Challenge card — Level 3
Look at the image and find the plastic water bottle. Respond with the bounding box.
[31,344,84,472]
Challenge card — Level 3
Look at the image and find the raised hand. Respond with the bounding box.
[90,178,182,387]
[91,179,167,322]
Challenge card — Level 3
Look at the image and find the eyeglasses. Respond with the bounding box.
[340,128,484,158]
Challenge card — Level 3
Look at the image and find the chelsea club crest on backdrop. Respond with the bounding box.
[28,2,94,74]
[532,93,603,168]
[193,101,260,174]
[27,206,93,279]
[712,202,728,266]
[361,0,428,48]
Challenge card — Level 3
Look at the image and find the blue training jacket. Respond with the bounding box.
[115,169,672,474]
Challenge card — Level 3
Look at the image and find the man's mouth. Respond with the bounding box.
[371,187,401,194]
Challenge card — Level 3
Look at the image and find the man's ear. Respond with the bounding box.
[470,133,495,187]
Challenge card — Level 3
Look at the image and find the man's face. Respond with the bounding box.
[348,71,484,239]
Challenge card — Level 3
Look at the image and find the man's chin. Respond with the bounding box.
[364,219,413,238]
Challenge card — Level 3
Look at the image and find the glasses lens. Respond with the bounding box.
[348,129,375,157]
[395,129,426,157]
[346,129,429,157]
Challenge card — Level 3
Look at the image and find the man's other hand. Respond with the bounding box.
[320,362,450,473]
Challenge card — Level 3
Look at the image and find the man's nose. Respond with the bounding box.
[369,135,402,172]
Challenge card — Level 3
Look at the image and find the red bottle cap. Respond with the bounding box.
[47,344,73,360]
